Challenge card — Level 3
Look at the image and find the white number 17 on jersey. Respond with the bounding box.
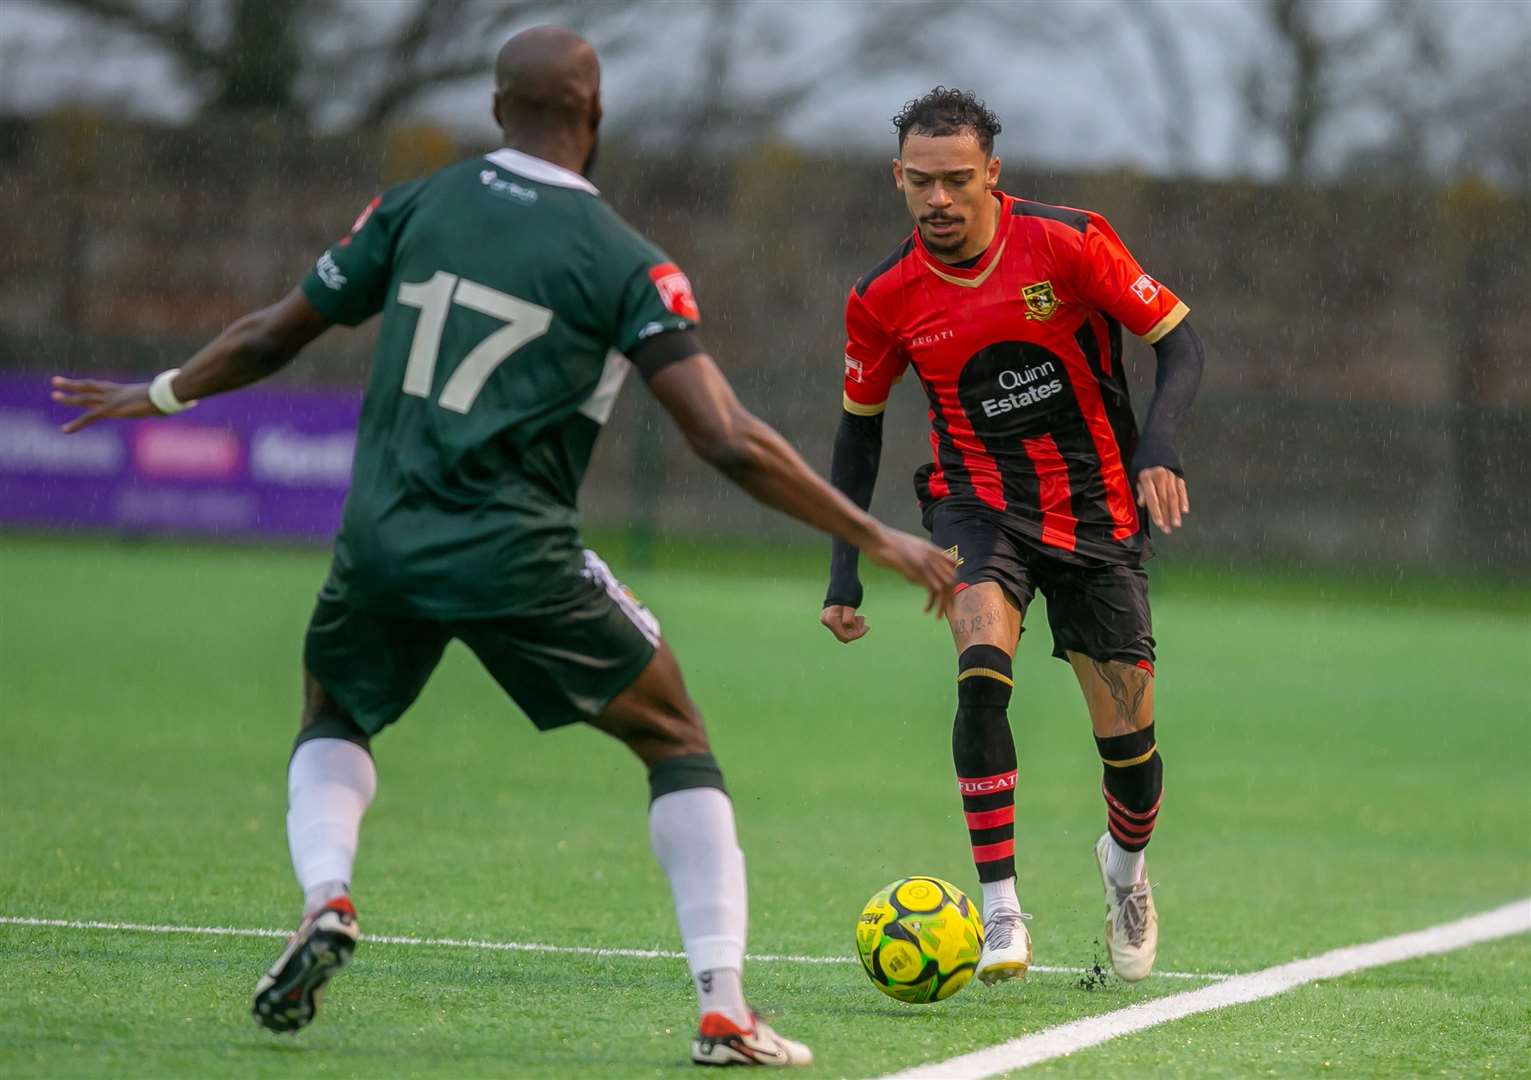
[395,271,553,414]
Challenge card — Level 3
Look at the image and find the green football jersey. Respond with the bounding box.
[299,147,699,618]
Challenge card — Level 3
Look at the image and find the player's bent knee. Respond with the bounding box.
[1072,652,1155,735]
[957,644,1014,708]
[592,641,712,761]
[640,701,711,758]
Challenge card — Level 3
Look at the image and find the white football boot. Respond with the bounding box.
[691,1011,813,1067]
[1093,832,1157,982]
[251,896,359,1033]
[975,910,1033,985]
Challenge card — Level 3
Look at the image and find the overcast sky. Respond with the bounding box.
[1,0,1524,180]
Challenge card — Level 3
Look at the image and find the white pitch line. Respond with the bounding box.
[0,915,1223,979]
[874,897,1531,1080]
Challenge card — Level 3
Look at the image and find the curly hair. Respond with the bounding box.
[891,86,1002,155]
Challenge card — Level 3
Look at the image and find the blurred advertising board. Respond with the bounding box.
[0,374,359,542]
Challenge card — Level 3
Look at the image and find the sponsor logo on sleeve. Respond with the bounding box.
[316,252,347,290]
[648,262,701,321]
[844,354,864,383]
[1131,273,1160,303]
[1021,280,1059,321]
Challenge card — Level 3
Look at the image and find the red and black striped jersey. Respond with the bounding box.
[843,191,1188,565]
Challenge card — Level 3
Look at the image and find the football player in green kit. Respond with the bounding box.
[50,26,955,1068]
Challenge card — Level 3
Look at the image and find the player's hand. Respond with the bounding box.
[50,377,160,433]
[820,604,869,643]
[1135,466,1189,533]
[861,527,957,617]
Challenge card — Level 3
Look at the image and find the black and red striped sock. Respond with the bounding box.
[953,645,1017,883]
[1096,723,1163,852]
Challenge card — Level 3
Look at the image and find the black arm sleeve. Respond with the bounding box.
[629,329,705,380]
[1130,320,1205,477]
[824,409,884,609]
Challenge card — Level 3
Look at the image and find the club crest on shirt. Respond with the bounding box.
[1022,280,1059,321]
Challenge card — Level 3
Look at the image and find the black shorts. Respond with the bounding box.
[303,550,659,736]
[929,504,1155,666]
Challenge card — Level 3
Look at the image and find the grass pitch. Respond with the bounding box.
[1,534,1527,1078]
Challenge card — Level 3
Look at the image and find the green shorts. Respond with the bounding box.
[303,550,660,736]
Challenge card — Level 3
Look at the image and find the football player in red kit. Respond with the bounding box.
[820,87,1205,985]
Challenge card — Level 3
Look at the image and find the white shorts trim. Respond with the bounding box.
[579,549,661,648]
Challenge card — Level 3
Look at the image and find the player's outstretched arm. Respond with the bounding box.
[51,288,331,433]
[646,352,954,615]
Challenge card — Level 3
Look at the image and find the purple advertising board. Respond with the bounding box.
[0,373,361,543]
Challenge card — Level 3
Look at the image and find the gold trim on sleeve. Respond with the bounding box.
[1142,301,1190,345]
[842,392,888,416]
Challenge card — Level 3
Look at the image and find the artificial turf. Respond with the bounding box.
[1,534,1526,1077]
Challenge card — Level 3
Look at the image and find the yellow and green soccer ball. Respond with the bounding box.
[855,876,984,1003]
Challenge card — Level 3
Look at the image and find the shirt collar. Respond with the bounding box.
[913,192,1011,287]
[484,147,600,196]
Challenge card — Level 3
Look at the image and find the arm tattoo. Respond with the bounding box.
[1091,659,1150,726]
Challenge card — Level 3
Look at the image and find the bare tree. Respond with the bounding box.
[819,0,1210,172]
[1430,21,1531,193]
[1114,0,1202,170]
[1232,0,1449,180]
[38,0,581,130]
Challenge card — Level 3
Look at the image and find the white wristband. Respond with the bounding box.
[147,369,196,414]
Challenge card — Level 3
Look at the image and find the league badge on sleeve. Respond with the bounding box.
[1131,274,1161,304]
[844,354,864,383]
[1022,280,1059,321]
[648,262,701,321]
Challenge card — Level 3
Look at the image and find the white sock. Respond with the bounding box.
[287,738,376,914]
[981,877,1020,923]
[1104,835,1146,887]
[649,787,750,1025]
[303,879,350,913]
[693,967,747,1028]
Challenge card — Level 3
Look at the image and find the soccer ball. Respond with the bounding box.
[855,876,984,1003]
